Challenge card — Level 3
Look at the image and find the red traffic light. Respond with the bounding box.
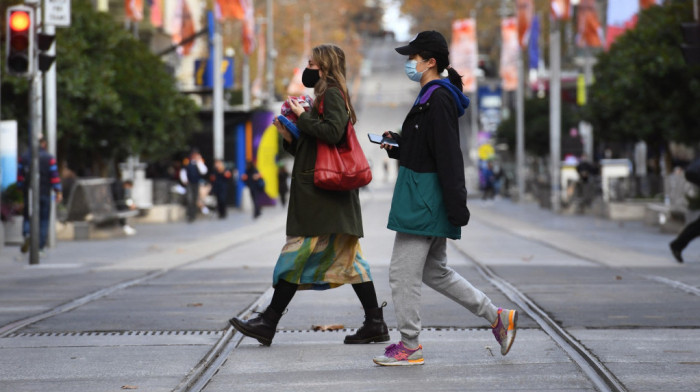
[5,6,34,76]
[9,11,30,32]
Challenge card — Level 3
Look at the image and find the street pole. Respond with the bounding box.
[243,55,251,110]
[265,0,275,107]
[212,15,224,161]
[45,23,57,248]
[516,48,525,202]
[549,20,562,212]
[581,47,594,159]
[29,70,42,265]
[469,8,480,168]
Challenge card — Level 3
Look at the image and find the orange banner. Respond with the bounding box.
[451,19,478,92]
[241,0,255,55]
[216,0,245,20]
[500,18,518,92]
[125,0,144,21]
[550,0,570,21]
[577,0,603,48]
[517,0,533,49]
[149,0,162,28]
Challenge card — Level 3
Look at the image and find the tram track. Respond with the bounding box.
[471,213,700,298]
[0,217,285,339]
[451,242,627,392]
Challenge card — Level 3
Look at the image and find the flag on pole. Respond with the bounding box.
[149,0,163,28]
[528,15,540,70]
[517,0,533,49]
[500,17,519,92]
[126,0,144,21]
[215,0,245,20]
[171,0,195,55]
[550,0,570,21]
[241,0,256,55]
[576,0,603,48]
[450,18,478,92]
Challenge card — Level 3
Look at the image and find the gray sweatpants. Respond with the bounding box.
[389,231,499,348]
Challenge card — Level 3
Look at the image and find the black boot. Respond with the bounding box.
[344,301,390,344]
[229,307,282,346]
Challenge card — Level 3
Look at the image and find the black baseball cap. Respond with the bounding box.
[395,30,449,56]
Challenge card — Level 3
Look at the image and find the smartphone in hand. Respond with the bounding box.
[368,133,399,147]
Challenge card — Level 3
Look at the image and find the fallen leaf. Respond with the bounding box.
[311,324,344,331]
[121,386,138,390]
[187,303,203,307]
[615,275,622,280]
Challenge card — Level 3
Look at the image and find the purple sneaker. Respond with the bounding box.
[492,308,518,356]
[373,341,424,366]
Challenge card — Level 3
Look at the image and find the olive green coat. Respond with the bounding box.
[283,87,364,238]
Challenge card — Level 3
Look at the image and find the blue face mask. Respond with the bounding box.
[404,59,427,82]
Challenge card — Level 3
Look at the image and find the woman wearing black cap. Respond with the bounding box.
[372,31,518,366]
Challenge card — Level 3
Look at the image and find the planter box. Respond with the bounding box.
[607,200,650,221]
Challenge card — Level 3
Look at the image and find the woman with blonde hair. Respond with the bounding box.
[229,44,388,346]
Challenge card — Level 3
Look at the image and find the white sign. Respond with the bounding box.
[45,0,71,27]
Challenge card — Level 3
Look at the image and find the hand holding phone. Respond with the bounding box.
[368,133,399,147]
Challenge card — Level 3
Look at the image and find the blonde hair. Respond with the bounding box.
[311,44,357,124]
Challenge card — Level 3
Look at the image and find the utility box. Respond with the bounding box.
[600,159,632,202]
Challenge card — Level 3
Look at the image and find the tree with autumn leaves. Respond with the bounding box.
[219,0,384,100]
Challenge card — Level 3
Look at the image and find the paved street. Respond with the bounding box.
[1,37,699,392]
[1,184,699,391]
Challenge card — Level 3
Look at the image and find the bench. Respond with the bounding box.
[59,178,139,239]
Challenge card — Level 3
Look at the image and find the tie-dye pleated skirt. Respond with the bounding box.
[272,234,373,290]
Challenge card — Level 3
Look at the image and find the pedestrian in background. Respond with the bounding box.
[670,158,700,263]
[277,163,289,207]
[210,159,232,219]
[179,149,208,223]
[241,160,264,219]
[373,31,518,366]
[482,161,496,200]
[229,44,388,347]
[112,178,137,235]
[18,137,62,254]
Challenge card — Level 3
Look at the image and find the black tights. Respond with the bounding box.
[269,280,379,314]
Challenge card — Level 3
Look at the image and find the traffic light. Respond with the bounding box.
[681,22,700,66]
[37,32,56,71]
[5,5,35,76]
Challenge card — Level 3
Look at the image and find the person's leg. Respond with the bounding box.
[670,215,700,262]
[216,193,226,218]
[268,279,298,314]
[229,279,297,346]
[38,196,51,249]
[21,197,30,253]
[389,232,431,349]
[422,237,517,356]
[345,281,389,344]
[186,184,197,221]
[421,237,498,324]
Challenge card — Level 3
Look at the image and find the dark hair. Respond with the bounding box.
[418,50,464,92]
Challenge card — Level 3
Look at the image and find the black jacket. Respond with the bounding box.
[386,81,470,237]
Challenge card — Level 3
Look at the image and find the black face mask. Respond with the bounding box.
[302,68,321,88]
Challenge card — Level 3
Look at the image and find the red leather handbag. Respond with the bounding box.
[314,93,372,191]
